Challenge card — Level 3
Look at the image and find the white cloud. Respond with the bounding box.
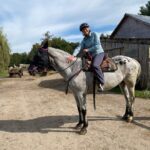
[63,34,82,42]
[11,42,32,54]
[0,0,148,53]
[63,30,113,42]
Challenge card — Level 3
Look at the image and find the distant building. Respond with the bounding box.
[111,13,150,38]
[101,13,150,89]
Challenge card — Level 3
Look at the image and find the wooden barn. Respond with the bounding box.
[101,13,150,89]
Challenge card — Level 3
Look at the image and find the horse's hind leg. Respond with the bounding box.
[126,83,135,122]
[119,82,134,122]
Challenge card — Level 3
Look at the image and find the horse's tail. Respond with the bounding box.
[93,76,96,110]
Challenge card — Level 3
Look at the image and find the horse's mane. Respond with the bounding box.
[48,47,70,56]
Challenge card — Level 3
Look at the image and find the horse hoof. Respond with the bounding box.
[122,115,128,120]
[127,116,133,123]
[79,128,87,135]
[75,123,83,130]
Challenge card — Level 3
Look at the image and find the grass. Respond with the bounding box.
[111,86,150,99]
[0,70,8,78]
[135,90,150,99]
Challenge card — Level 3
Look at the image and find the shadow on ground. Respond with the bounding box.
[39,78,67,92]
[0,115,78,133]
[0,115,149,133]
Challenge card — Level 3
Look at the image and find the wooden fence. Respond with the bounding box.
[101,37,150,89]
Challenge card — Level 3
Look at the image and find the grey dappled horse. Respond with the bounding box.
[48,47,141,135]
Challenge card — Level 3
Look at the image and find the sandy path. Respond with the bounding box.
[0,72,149,150]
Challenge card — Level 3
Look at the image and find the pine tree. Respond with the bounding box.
[139,1,150,16]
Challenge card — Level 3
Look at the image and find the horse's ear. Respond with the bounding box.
[41,39,48,49]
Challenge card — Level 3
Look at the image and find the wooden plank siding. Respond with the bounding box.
[148,47,150,89]
[101,37,150,89]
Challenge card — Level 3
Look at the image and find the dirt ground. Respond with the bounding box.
[0,71,149,150]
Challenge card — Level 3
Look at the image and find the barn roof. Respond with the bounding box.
[111,13,150,38]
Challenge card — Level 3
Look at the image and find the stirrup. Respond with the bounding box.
[97,84,104,92]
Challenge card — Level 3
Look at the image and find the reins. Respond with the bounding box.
[55,57,80,73]
[65,68,83,94]
[49,57,82,78]
[50,57,84,93]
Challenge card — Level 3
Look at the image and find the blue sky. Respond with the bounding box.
[0,0,148,53]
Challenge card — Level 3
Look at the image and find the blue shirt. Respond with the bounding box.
[73,32,104,57]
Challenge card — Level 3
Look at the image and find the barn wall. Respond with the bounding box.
[101,37,150,89]
[148,47,150,89]
[114,17,150,38]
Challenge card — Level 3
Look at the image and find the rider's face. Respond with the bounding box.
[81,27,90,36]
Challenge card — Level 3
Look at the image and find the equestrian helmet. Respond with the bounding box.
[79,23,89,31]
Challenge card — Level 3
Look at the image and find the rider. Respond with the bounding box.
[67,23,105,91]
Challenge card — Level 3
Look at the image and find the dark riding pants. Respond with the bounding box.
[92,52,104,85]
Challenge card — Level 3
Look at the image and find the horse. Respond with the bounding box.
[46,47,141,135]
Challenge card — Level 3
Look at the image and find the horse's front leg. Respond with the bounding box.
[75,106,83,129]
[79,107,88,135]
[74,93,88,135]
[78,93,88,135]
[73,95,83,129]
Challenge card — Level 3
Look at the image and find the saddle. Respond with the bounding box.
[82,53,118,72]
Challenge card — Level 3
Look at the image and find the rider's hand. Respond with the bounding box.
[66,55,76,63]
[83,49,88,52]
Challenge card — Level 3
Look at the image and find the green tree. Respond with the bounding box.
[43,31,53,41]
[28,43,40,62]
[9,52,29,66]
[41,31,53,47]
[0,28,11,71]
[139,1,150,16]
[28,32,79,64]
[41,31,79,54]
[9,53,22,66]
[50,37,79,54]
